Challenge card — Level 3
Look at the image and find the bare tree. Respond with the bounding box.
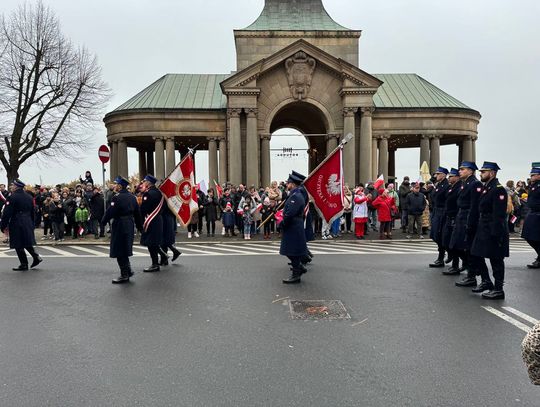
[0,1,110,184]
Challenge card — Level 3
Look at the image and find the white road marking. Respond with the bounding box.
[502,306,539,325]
[210,244,260,254]
[67,246,107,257]
[481,306,532,333]
[42,246,78,257]
[176,246,217,255]
[239,244,280,253]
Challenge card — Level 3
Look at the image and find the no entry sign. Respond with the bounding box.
[98,145,110,164]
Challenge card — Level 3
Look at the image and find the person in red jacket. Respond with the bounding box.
[370,189,397,239]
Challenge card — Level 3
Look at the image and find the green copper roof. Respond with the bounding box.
[113,74,230,111]
[110,73,472,113]
[241,0,351,31]
[373,74,471,109]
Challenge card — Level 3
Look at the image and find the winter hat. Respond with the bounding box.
[226,202,232,208]
[263,197,270,205]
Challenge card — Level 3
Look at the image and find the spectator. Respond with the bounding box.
[49,192,65,242]
[371,189,397,239]
[342,184,353,233]
[222,202,235,237]
[405,183,426,239]
[203,188,219,237]
[41,196,53,240]
[75,202,89,239]
[89,187,105,238]
[353,186,368,239]
[399,176,411,232]
[261,197,273,239]
[242,204,253,240]
[79,171,94,186]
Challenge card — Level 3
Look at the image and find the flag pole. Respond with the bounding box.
[303,133,353,184]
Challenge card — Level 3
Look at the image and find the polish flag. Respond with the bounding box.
[373,174,385,190]
[274,209,284,225]
[213,180,223,199]
[251,203,263,214]
[303,146,344,224]
[159,154,199,226]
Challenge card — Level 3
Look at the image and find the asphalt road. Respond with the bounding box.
[0,246,539,406]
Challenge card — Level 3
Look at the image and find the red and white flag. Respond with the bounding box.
[159,154,199,226]
[373,174,385,190]
[303,146,344,224]
[213,180,223,199]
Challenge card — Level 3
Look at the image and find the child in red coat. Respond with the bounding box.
[370,189,397,239]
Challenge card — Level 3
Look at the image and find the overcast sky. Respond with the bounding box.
[2,0,539,186]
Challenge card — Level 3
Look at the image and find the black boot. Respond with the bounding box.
[472,281,494,293]
[282,268,302,284]
[482,289,505,299]
[143,264,160,272]
[160,256,169,266]
[12,264,29,271]
[429,259,445,268]
[171,248,182,262]
[527,259,540,269]
[455,274,477,287]
[112,276,130,284]
[30,255,42,269]
[442,266,461,275]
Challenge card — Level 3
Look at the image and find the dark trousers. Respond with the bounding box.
[436,243,445,261]
[116,257,131,277]
[527,240,540,258]
[148,246,160,265]
[343,212,352,232]
[206,220,216,235]
[43,219,52,236]
[15,247,37,266]
[91,218,104,237]
[287,256,302,269]
[476,257,505,290]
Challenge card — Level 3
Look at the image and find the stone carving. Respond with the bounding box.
[285,51,316,100]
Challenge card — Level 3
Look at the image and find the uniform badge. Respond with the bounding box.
[476,187,482,192]
[449,189,452,192]
[111,202,115,206]
[5,201,9,205]
[143,196,147,201]
[483,190,487,194]
[499,195,505,200]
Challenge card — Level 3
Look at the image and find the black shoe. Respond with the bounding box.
[30,256,42,268]
[12,264,28,271]
[458,266,468,273]
[527,260,540,269]
[128,270,134,277]
[455,277,477,287]
[482,290,505,300]
[143,264,160,272]
[442,267,461,275]
[160,257,169,266]
[297,264,308,274]
[112,276,130,284]
[429,259,445,268]
[472,281,494,293]
[172,250,181,262]
[444,257,453,264]
[282,272,302,284]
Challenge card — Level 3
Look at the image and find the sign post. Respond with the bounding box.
[98,145,110,215]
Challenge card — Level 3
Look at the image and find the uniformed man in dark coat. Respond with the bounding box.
[451,161,484,287]
[290,170,315,265]
[470,162,509,299]
[441,168,463,275]
[522,167,540,268]
[101,176,142,284]
[139,175,164,272]
[429,167,450,268]
[160,206,181,266]
[0,179,42,271]
[280,172,309,284]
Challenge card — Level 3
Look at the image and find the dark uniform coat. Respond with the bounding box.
[298,185,315,242]
[450,175,483,251]
[0,189,36,249]
[471,178,510,258]
[279,187,308,257]
[140,186,164,247]
[442,181,461,249]
[101,189,142,258]
[429,178,449,243]
[522,180,540,242]
[161,206,177,246]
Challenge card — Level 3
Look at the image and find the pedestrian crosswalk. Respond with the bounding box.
[0,239,534,259]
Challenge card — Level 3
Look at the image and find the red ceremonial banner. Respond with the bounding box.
[159,154,199,226]
[303,147,344,224]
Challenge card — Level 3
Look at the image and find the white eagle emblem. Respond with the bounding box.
[326,174,341,196]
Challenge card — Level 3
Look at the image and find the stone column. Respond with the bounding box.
[458,142,463,166]
[389,149,396,180]
[342,107,357,186]
[260,134,271,188]
[207,137,218,185]
[326,134,339,154]
[138,149,147,179]
[462,135,473,163]
[165,137,176,175]
[154,136,165,180]
[420,135,430,169]
[371,136,379,180]
[218,138,228,184]
[146,151,154,176]
[378,134,390,180]
[246,108,260,187]
[117,138,128,178]
[471,135,478,163]
[228,108,242,185]
[359,107,374,183]
[110,141,118,179]
[429,135,441,172]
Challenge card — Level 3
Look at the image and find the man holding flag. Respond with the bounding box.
[140,174,164,273]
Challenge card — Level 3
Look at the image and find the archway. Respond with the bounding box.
[267,101,328,184]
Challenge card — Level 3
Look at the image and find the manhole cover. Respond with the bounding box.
[289,300,351,320]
